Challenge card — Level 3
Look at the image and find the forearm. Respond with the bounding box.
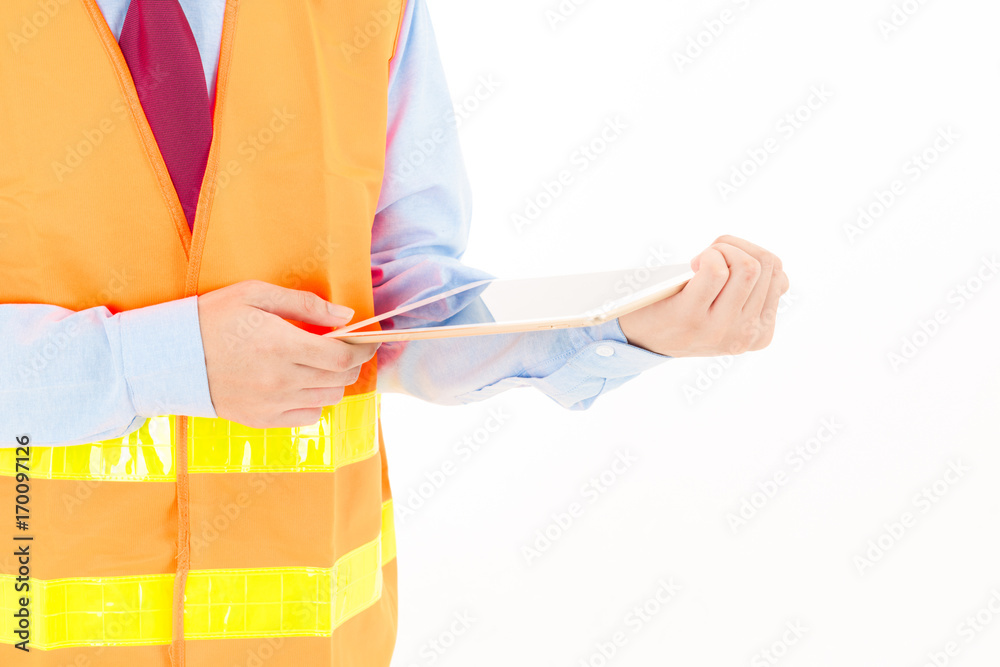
[0,298,215,447]
[377,311,669,409]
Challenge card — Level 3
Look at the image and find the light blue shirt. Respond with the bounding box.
[0,0,670,447]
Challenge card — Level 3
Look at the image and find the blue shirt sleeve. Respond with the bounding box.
[372,0,671,410]
[0,297,215,447]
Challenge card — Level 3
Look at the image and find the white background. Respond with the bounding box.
[382,1,1000,666]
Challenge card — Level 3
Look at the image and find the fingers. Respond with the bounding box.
[707,243,761,316]
[678,247,730,311]
[750,267,790,351]
[293,363,363,390]
[294,334,381,373]
[271,408,325,429]
[741,255,773,318]
[201,280,382,429]
[712,235,774,267]
[240,280,355,327]
[713,235,782,317]
[295,386,347,409]
[612,238,787,359]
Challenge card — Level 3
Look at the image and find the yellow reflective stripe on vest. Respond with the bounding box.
[0,393,379,481]
[381,498,396,566]
[0,500,395,650]
[0,417,176,481]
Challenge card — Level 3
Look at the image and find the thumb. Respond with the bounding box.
[246,283,355,327]
[691,248,710,273]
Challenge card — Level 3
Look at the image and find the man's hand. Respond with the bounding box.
[618,235,790,358]
[198,280,380,428]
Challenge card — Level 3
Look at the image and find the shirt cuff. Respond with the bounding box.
[512,317,672,411]
[117,296,218,418]
[566,317,673,378]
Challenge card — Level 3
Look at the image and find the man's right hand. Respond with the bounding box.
[197,280,380,428]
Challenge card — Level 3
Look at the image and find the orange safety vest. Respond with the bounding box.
[0,1,407,665]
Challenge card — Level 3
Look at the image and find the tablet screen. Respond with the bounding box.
[326,263,693,341]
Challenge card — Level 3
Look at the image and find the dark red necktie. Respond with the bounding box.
[119,0,213,231]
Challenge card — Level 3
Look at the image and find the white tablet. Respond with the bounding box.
[324,263,694,343]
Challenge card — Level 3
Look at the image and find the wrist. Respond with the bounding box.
[614,316,675,359]
[117,296,217,418]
